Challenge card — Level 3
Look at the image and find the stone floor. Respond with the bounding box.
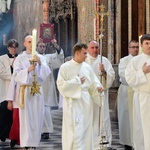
[0,108,125,150]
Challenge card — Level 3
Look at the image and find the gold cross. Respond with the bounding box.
[94,4,109,33]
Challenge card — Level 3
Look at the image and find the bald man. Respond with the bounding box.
[12,35,50,149]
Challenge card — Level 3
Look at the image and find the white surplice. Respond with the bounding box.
[42,49,64,133]
[125,53,150,150]
[13,51,50,147]
[0,54,13,103]
[117,54,133,146]
[57,59,104,150]
[85,54,115,148]
[6,75,20,108]
[43,49,64,106]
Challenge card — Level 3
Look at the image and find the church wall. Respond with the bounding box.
[76,0,95,43]
[11,0,43,52]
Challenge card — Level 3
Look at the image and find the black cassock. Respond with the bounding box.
[0,101,12,141]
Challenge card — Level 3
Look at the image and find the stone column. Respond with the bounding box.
[95,0,100,41]
[128,0,132,42]
[115,0,121,64]
[42,0,50,24]
[146,0,150,33]
[107,0,115,63]
[138,0,146,35]
[76,0,94,43]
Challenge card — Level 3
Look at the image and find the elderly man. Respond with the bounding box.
[85,40,115,149]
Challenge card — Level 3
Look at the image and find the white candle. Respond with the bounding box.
[32,29,37,59]
[138,35,142,54]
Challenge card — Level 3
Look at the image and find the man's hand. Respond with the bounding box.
[80,76,85,84]
[142,62,150,74]
[51,39,60,49]
[97,87,104,93]
[99,63,107,79]
[99,63,105,71]
[7,101,13,111]
[28,64,36,72]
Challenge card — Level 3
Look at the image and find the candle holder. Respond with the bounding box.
[29,59,41,96]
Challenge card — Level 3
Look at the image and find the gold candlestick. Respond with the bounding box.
[29,59,41,96]
[94,4,109,150]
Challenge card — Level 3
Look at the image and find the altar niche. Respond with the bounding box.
[49,0,77,57]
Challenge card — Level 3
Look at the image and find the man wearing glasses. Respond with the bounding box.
[117,40,139,150]
[0,39,18,143]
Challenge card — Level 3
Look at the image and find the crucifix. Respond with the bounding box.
[95,4,109,60]
[94,4,109,150]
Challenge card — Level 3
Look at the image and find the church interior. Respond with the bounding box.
[0,0,150,150]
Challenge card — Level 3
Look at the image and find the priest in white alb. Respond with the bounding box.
[13,35,50,149]
[57,43,104,150]
[36,38,64,139]
[85,40,115,148]
[117,40,139,150]
[125,34,150,150]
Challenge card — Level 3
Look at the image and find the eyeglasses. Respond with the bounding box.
[10,46,17,49]
[129,46,139,49]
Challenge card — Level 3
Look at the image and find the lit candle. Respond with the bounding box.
[32,29,37,59]
[138,35,142,54]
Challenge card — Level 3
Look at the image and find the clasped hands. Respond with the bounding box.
[79,76,104,93]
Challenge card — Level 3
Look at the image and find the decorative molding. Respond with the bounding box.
[49,0,76,22]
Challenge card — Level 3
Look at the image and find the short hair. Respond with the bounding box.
[7,39,19,48]
[37,41,46,47]
[141,34,150,44]
[128,40,138,47]
[73,43,87,55]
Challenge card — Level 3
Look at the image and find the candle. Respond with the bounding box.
[32,29,37,59]
[138,35,142,54]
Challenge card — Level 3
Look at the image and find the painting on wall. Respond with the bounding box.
[39,23,54,43]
